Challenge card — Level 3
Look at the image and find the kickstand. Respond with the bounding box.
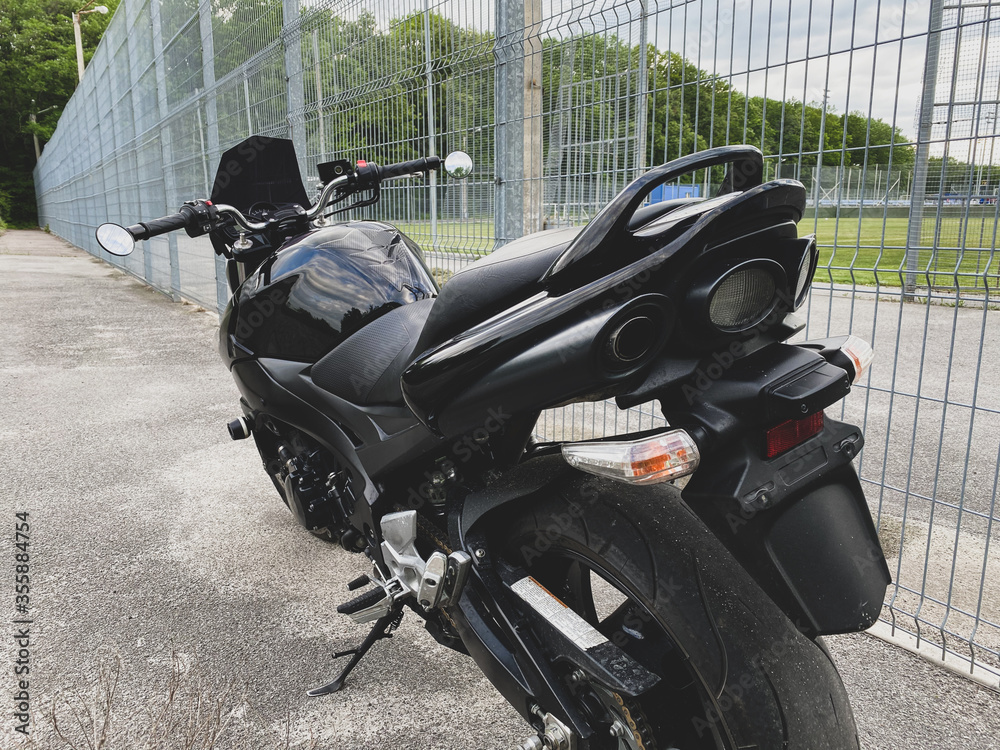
[306,608,402,697]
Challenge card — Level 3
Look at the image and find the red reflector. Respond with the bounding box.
[766,412,824,458]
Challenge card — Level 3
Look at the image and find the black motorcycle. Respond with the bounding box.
[97,137,890,750]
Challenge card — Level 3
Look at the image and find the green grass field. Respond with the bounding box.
[808,216,999,288]
[400,214,1000,290]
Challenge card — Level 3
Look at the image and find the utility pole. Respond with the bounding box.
[29,100,57,162]
[30,101,40,161]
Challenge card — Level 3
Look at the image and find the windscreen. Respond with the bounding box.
[210,136,310,212]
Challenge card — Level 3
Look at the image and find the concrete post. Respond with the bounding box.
[495,0,543,246]
[906,0,944,296]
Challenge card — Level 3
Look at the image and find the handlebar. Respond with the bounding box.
[305,156,439,220]
[124,200,270,244]
[100,153,442,256]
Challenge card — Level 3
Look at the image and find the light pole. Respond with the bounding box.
[29,100,58,161]
[73,1,109,82]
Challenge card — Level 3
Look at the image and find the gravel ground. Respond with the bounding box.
[1,229,998,749]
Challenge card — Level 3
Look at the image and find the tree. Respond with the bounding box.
[0,0,118,225]
[5,4,927,226]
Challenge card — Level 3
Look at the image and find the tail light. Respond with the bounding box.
[766,412,824,458]
[561,429,700,485]
[688,258,787,335]
[709,265,778,330]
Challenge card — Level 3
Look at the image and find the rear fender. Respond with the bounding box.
[683,462,890,635]
[459,453,889,641]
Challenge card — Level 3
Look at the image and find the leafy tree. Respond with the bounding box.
[0,0,118,225]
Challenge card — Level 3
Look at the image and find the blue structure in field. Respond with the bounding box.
[648,184,701,203]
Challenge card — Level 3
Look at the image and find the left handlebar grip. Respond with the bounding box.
[378,156,442,181]
[127,207,195,241]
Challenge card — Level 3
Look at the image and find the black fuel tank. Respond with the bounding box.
[221,221,438,364]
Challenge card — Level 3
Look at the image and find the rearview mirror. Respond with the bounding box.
[444,151,473,179]
[96,223,136,257]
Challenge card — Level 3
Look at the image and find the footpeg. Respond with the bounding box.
[337,587,389,617]
[346,574,371,591]
[339,577,403,624]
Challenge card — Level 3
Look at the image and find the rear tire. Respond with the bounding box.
[498,475,860,749]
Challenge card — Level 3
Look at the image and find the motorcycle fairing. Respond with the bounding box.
[401,178,808,436]
[211,136,310,213]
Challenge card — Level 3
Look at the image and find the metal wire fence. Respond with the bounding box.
[34,0,1000,686]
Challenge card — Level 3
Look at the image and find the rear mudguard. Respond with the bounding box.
[447,453,889,729]
[684,462,891,635]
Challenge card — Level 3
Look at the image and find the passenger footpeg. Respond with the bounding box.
[337,512,470,625]
[379,511,472,611]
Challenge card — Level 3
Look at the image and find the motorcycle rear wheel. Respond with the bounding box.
[498,477,860,750]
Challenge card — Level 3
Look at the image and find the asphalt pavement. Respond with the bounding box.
[1,229,999,749]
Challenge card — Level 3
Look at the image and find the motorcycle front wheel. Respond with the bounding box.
[498,477,860,750]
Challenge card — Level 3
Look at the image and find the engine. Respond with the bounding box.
[249,418,365,551]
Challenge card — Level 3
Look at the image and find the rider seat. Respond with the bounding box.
[310,226,578,406]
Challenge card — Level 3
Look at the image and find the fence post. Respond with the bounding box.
[635,0,649,179]
[423,1,438,248]
[149,0,180,300]
[495,0,543,246]
[283,0,306,171]
[312,28,326,159]
[196,0,227,314]
[906,0,944,296]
